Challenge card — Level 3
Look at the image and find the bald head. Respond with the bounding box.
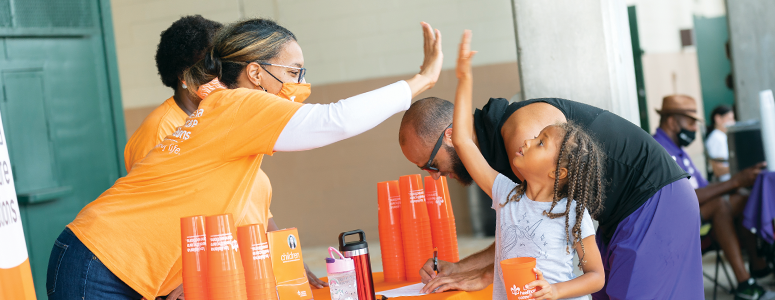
[398,96,473,185]
[399,97,454,146]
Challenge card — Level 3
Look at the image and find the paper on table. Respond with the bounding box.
[376,283,428,298]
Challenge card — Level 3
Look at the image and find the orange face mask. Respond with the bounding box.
[196,78,311,103]
[276,82,311,103]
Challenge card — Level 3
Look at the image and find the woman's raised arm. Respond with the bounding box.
[274,22,443,151]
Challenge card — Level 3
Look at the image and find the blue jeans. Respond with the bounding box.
[46,228,143,300]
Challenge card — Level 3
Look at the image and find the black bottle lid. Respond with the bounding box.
[339,229,369,252]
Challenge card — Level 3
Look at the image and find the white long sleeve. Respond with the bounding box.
[274,80,412,152]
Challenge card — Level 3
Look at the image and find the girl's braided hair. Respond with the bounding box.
[503,122,606,267]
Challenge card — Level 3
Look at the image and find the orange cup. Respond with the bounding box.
[399,174,434,282]
[424,176,460,263]
[378,180,406,282]
[500,257,540,300]
[206,214,247,300]
[181,215,209,300]
[237,224,278,300]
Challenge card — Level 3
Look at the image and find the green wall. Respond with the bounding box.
[0,0,125,298]
[694,15,735,122]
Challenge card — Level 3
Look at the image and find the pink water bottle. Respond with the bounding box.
[326,247,358,300]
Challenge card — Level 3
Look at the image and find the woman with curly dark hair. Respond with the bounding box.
[121,15,223,300]
[124,15,222,172]
[47,18,443,300]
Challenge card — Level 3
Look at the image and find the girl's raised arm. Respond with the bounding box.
[451,30,499,198]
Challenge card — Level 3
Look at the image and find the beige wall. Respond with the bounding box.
[642,52,706,173]
[112,0,520,246]
[111,0,518,109]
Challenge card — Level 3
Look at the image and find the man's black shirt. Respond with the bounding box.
[473,98,688,242]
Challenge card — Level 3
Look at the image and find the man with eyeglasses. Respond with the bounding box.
[398,96,704,299]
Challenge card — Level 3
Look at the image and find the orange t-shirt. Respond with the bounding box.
[123,96,275,223]
[124,97,189,172]
[68,88,302,300]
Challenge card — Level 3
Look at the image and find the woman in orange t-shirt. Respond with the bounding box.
[47,18,444,300]
[125,16,327,299]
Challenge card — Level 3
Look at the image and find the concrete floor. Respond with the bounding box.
[301,236,772,300]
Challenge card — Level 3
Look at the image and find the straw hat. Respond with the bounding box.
[656,95,703,121]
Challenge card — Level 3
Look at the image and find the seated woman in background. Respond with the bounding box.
[705,105,735,182]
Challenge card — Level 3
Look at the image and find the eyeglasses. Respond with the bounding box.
[421,123,453,172]
[257,62,306,84]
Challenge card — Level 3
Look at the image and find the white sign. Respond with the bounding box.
[0,111,29,269]
[760,90,775,172]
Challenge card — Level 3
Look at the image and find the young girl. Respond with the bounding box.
[452,31,606,300]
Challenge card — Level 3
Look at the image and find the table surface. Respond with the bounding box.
[311,272,494,300]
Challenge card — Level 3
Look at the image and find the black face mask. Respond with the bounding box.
[677,127,696,147]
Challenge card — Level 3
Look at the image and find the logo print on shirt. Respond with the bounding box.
[500,216,546,259]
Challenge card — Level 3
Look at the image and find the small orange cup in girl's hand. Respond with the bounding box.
[500,257,541,300]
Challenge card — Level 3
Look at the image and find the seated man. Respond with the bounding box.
[653,95,771,300]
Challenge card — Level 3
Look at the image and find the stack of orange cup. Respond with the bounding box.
[206,214,247,300]
[424,176,460,263]
[237,224,278,300]
[399,174,434,281]
[181,215,209,300]
[500,257,540,300]
[377,180,406,282]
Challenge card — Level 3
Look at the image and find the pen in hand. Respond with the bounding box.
[433,247,438,275]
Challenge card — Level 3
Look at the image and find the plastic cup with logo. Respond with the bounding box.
[500,257,540,300]
[237,223,277,300]
[424,176,460,263]
[206,214,247,300]
[377,180,406,282]
[181,215,209,300]
[399,174,433,282]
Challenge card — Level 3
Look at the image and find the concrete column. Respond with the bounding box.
[726,1,775,121]
[511,0,640,124]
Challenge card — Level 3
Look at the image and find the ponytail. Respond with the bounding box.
[182,18,296,96]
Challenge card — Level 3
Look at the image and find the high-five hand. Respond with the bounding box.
[419,22,443,87]
[406,22,443,98]
[456,30,477,79]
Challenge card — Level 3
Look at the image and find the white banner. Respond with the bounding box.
[760,90,775,172]
[0,111,29,269]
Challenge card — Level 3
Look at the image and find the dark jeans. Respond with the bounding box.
[46,227,142,300]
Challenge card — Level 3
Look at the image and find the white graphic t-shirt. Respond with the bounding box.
[492,174,596,300]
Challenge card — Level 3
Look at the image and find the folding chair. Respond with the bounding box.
[701,222,736,300]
